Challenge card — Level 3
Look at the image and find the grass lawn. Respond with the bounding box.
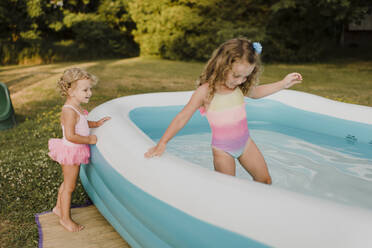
[0,57,371,247]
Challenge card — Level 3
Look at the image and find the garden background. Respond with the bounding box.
[1,0,372,247]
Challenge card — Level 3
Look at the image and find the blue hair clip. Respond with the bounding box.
[253,42,262,54]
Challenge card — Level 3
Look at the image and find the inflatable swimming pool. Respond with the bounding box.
[80,90,372,248]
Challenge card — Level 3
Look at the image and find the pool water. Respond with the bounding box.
[130,101,372,210]
[157,127,372,210]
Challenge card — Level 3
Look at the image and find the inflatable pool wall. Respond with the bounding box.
[80,90,372,248]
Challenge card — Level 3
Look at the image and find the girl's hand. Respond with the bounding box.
[144,143,166,158]
[96,116,111,127]
[88,135,97,144]
[282,72,303,89]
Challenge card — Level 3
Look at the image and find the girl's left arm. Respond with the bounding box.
[88,116,111,128]
[249,72,302,99]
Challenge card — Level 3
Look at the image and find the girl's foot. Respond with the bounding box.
[59,219,84,232]
[52,207,61,217]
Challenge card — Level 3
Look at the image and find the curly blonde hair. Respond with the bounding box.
[197,37,262,99]
[57,68,98,97]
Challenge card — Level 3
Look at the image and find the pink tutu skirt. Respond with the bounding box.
[48,138,90,165]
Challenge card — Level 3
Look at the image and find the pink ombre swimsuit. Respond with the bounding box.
[200,87,250,158]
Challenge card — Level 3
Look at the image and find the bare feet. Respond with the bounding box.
[55,207,84,232]
[52,207,61,217]
[59,219,84,232]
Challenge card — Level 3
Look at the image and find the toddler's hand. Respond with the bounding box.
[144,143,166,158]
[282,72,302,89]
[88,135,97,144]
[97,116,111,127]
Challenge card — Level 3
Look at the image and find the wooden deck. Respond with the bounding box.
[36,205,130,248]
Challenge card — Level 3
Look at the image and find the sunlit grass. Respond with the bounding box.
[0,57,371,247]
[261,62,372,106]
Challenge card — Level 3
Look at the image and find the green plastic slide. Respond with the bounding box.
[0,82,16,130]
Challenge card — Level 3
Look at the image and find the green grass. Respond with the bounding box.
[0,57,371,247]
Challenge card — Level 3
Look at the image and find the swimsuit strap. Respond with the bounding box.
[63,104,83,116]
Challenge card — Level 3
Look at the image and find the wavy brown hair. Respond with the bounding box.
[197,38,262,99]
[57,68,98,97]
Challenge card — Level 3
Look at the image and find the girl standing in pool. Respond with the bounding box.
[145,38,302,184]
[48,68,110,231]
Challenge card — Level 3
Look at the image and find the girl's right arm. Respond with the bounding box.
[62,108,97,145]
[144,84,208,158]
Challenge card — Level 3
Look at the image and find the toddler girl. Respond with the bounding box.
[48,68,110,232]
[145,38,302,184]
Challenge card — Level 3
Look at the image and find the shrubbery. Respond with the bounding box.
[0,0,138,65]
[0,0,370,64]
[129,0,370,62]
[262,0,370,62]
[128,0,268,61]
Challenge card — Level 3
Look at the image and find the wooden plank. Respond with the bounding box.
[37,205,131,248]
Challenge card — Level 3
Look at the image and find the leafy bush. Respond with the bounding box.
[128,0,268,61]
[128,0,371,62]
[0,0,139,65]
[0,0,370,64]
[262,0,370,62]
[62,12,138,59]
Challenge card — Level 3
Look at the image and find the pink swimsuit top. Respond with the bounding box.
[61,105,90,147]
[199,87,250,158]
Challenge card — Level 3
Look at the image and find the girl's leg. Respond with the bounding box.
[238,139,272,184]
[53,182,64,217]
[59,164,84,232]
[212,147,236,176]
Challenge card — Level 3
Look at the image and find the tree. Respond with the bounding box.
[0,0,138,65]
[128,0,270,60]
[263,0,371,61]
[128,0,370,62]
[0,0,37,64]
[1,0,370,64]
